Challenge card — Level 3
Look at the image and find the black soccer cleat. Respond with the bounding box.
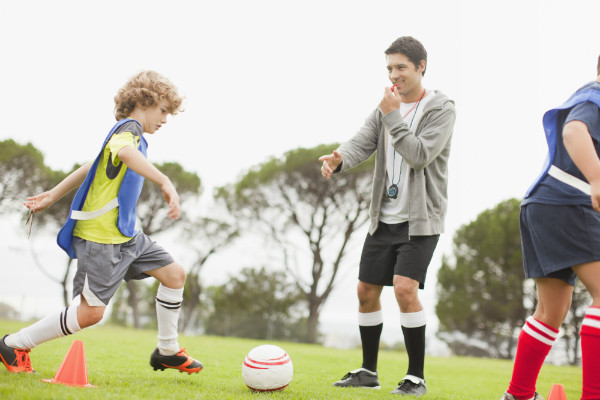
[150,348,203,375]
[333,368,381,389]
[0,335,36,373]
[391,376,427,396]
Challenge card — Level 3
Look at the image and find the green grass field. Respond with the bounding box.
[0,320,582,399]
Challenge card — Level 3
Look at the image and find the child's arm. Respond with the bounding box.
[24,162,92,213]
[563,120,600,211]
[117,145,180,220]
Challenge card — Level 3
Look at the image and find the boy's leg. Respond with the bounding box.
[573,261,600,400]
[1,295,103,373]
[145,261,202,374]
[145,261,185,355]
[4,305,81,351]
[506,278,571,399]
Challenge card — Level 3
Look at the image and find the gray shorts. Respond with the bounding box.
[72,233,174,306]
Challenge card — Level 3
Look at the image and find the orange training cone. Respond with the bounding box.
[547,383,567,400]
[42,340,95,387]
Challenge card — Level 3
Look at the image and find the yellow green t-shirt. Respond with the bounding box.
[73,122,143,243]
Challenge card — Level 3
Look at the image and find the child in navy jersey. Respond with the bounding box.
[501,57,600,400]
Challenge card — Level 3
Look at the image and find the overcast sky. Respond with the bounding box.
[1,0,599,347]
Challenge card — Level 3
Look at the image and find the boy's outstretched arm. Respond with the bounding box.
[563,120,600,212]
[117,145,180,220]
[24,162,92,213]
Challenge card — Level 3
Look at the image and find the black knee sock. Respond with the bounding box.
[402,325,426,379]
[360,323,383,372]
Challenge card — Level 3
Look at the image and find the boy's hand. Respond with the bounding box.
[379,86,402,115]
[161,180,180,220]
[22,163,90,214]
[318,150,343,179]
[24,191,55,213]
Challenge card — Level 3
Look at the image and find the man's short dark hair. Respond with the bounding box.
[385,36,428,76]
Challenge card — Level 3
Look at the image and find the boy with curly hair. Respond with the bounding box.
[0,70,203,375]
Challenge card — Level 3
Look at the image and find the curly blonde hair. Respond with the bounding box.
[114,71,183,120]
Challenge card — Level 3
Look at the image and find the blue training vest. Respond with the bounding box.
[525,87,600,198]
[57,119,147,258]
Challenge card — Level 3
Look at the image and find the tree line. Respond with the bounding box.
[0,138,588,363]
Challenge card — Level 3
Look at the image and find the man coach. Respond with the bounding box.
[319,36,456,396]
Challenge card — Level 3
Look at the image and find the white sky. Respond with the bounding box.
[1,0,599,348]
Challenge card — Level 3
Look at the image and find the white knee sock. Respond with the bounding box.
[400,309,427,328]
[5,306,81,350]
[156,284,183,356]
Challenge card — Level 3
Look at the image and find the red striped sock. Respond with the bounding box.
[508,316,558,399]
[581,306,600,400]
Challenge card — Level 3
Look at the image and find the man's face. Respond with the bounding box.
[386,53,425,98]
[142,100,170,134]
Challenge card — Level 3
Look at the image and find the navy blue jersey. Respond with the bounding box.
[525,81,600,206]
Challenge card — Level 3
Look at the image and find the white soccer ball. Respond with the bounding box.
[242,344,293,392]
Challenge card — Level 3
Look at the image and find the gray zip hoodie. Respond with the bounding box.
[336,90,455,236]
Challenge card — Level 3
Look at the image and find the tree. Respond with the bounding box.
[0,139,79,306]
[136,162,202,234]
[216,144,374,343]
[28,165,81,306]
[0,302,19,320]
[179,215,239,333]
[0,139,47,213]
[436,198,529,359]
[109,279,158,329]
[204,267,306,341]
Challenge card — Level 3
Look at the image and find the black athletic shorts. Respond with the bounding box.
[359,222,439,289]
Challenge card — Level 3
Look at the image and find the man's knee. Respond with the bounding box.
[393,276,419,305]
[357,281,382,308]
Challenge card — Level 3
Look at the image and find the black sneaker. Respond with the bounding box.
[150,348,203,375]
[391,376,427,396]
[501,392,545,400]
[333,368,381,389]
[0,335,36,373]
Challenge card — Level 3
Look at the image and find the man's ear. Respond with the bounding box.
[418,60,426,75]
